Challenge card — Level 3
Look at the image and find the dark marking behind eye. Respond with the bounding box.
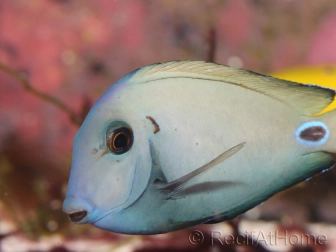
[300,126,326,142]
[146,116,160,134]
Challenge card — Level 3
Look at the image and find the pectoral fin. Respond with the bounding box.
[156,142,246,197]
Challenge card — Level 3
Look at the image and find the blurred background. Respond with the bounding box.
[1,0,336,251]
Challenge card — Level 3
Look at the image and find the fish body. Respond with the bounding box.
[63,61,336,234]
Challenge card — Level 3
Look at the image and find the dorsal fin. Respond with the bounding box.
[127,61,335,115]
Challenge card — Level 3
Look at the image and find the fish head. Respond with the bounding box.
[62,76,153,232]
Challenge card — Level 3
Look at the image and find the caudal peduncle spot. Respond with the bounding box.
[296,121,329,146]
[299,126,326,142]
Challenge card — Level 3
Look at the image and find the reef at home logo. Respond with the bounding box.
[188,230,328,246]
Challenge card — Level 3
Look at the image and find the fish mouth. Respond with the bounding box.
[63,196,96,223]
[68,210,88,223]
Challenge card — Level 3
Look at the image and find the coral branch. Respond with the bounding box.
[205,28,216,63]
[0,62,82,126]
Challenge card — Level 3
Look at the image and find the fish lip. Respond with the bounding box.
[64,209,91,224]
[63,196,97,224]
[68,210,88,223]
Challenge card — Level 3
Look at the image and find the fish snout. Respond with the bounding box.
[63,196,96,223]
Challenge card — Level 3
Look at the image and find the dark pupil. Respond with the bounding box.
[113,132,128,149]
[107,125,133,155]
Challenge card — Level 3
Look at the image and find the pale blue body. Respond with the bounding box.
[63,61,336,234]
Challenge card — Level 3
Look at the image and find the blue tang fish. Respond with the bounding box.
[63,61,336,234]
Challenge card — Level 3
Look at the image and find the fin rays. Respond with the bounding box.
[156,142,246,198]
[128,61,335,115]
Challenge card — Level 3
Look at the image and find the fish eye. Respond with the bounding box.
[106,122,133,155]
